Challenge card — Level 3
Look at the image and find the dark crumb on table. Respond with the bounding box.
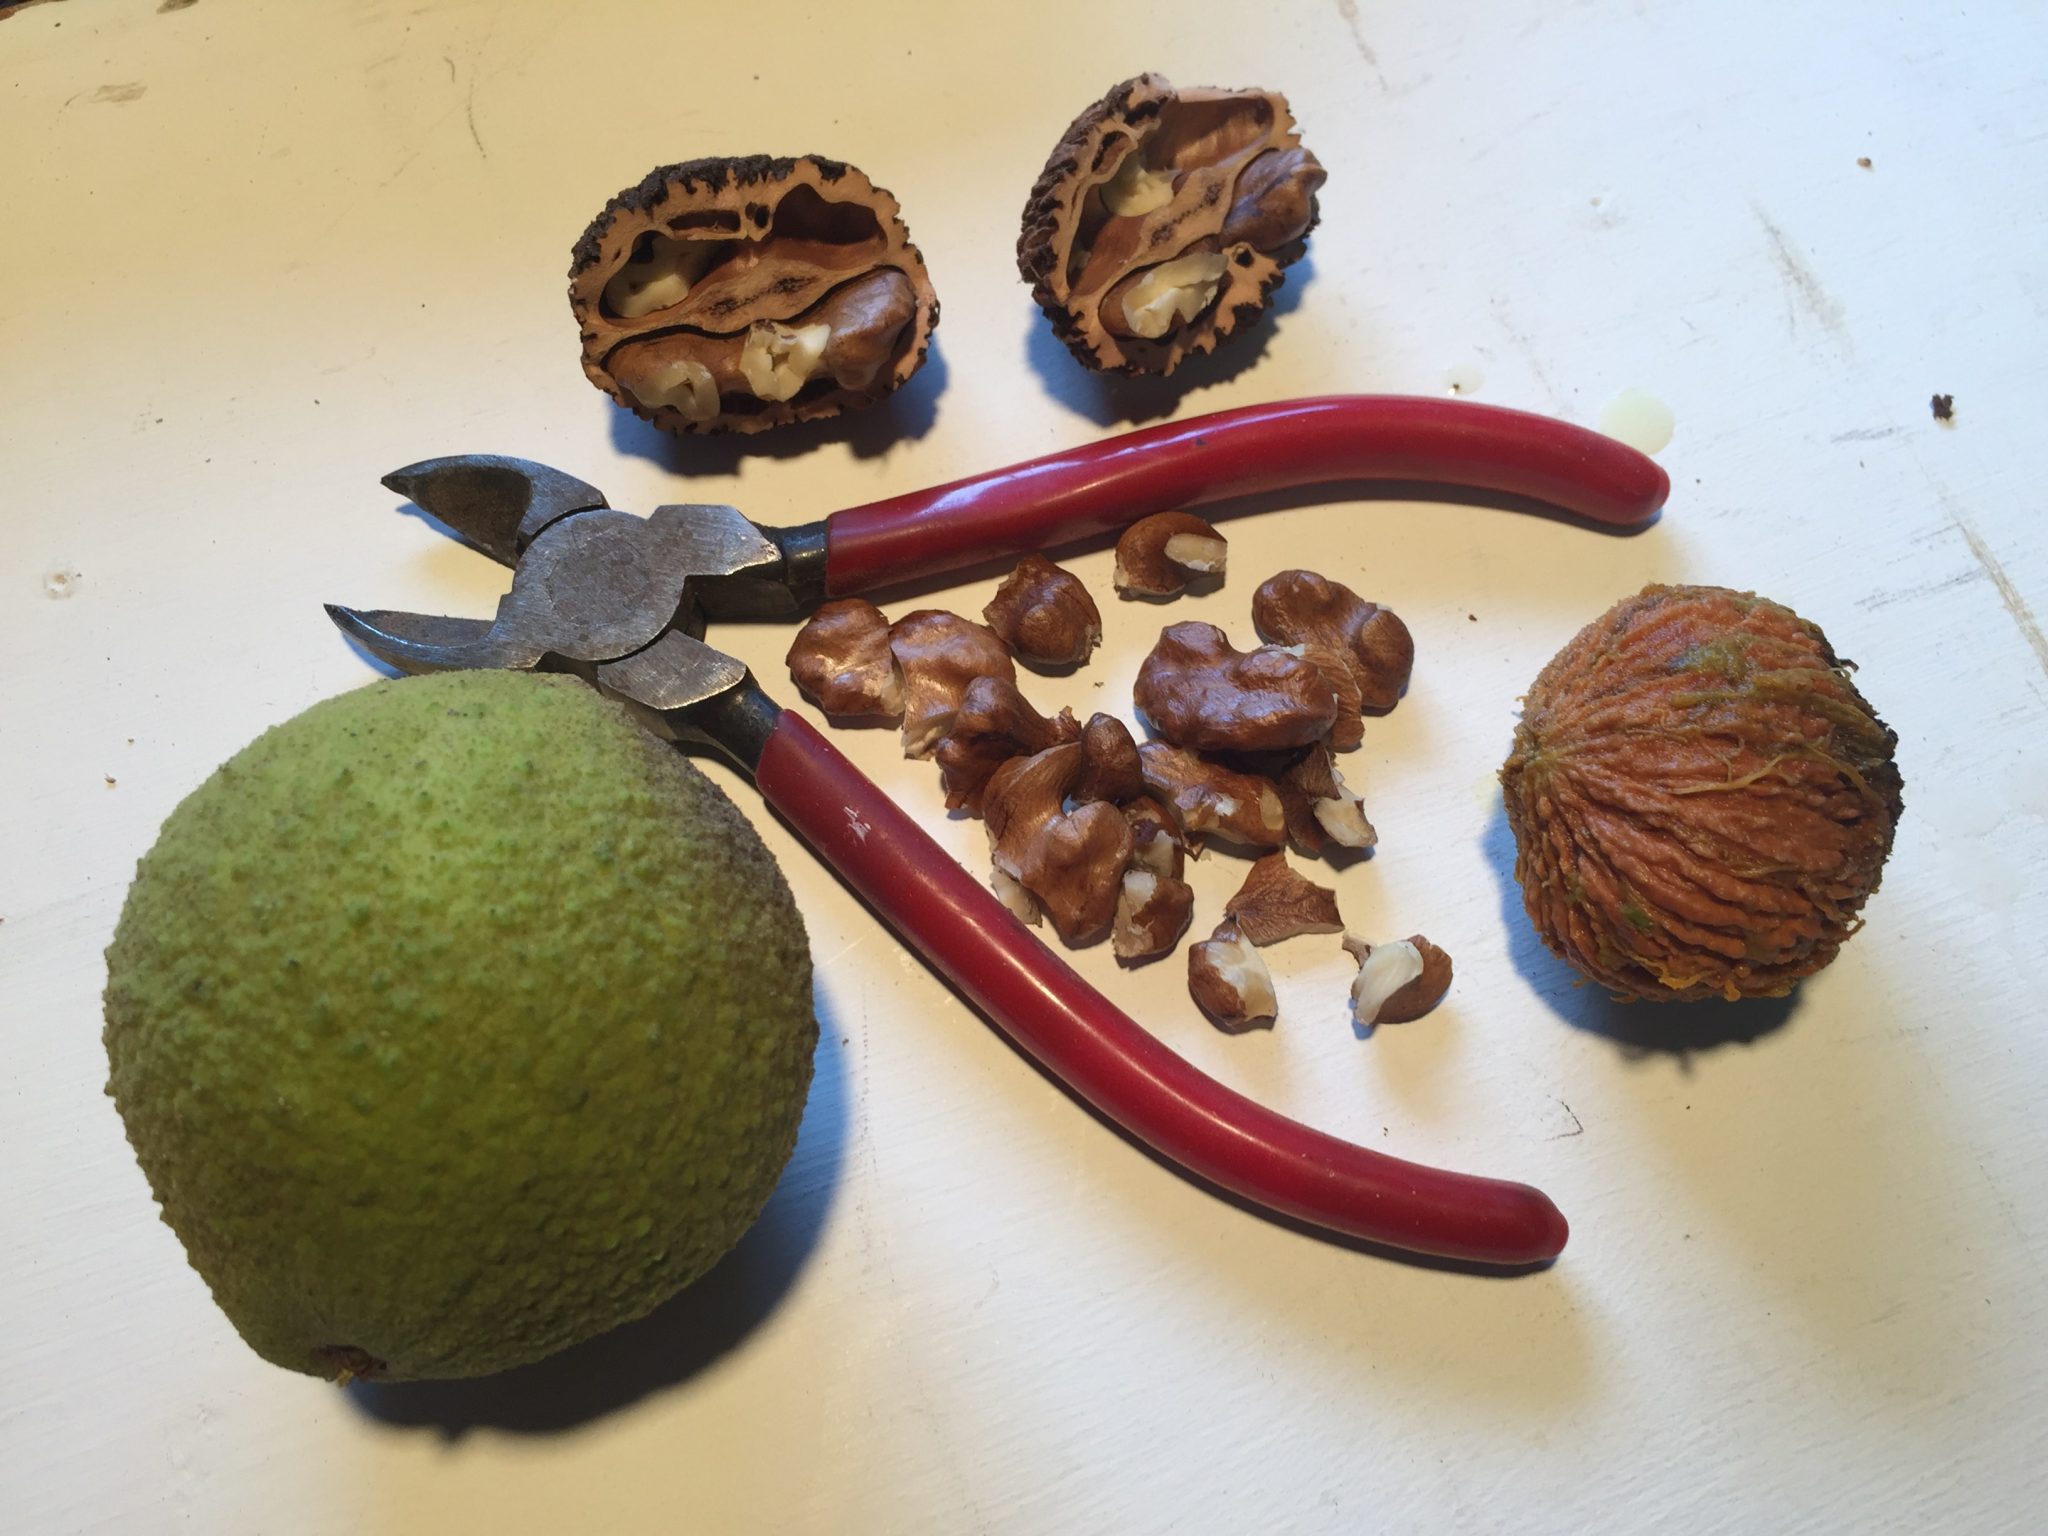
[1468,613,1477,622]
[1857,156,1873,170]
[1931,393,1955,423]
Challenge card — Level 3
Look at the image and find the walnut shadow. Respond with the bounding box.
[1480,803,1798,1054]
[1025,254,1317,427]
[607,335,949,476]
[347,994,848,1438]
[1479,802,1975,1405]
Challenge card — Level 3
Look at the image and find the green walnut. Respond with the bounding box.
[103,670,815,1381]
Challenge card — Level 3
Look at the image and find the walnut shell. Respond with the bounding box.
[569,155,939,435]
[1017,74,1325,375]
[1501,585,1902,1003]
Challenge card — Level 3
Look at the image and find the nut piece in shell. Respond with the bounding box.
[1187,920,1279,1032]
[1344,934,1452,1026]
[983,744,1134,946]
[1222,853,1343,946]
[1138,741,1287,851]
[1252,570,1415,716]
[932,676,1080,813]
[1018,75,1326,375]
[1134,621,1338,752]
[1500,584,1902,1002]
[982,556,1103,669]
[785,598,903,720]
[887,611,1017,760]
[569,155,939,435]
[1113,512,1228,598]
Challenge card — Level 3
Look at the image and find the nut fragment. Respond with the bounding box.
[1018,75,1326,374]
[1286,642,1365,749]
[1137,742,1286,851]
[982,555,1102,669]
[1113,867,1196,966]
[1188,921,1279,1032]
[1134,622,1337,752]
[570,156,939,435]
[1343,934,1452,1025]
[1113,511,1227,598]
[785,598,903,719]
[1103,251,1229,340]
[1276,745,1378,856]
[932,676,1081,812]
[984,744,1133,946]
[888,610,1016,759]
[1074,713,1144,804]
[1123,796,1187,879]
[1221,853,1343,945]
[1252,571,1414,715]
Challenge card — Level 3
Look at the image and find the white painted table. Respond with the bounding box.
[6,2,2044,1530]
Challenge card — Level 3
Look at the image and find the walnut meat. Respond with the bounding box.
[1133,622,1337,752]
[570,155,939,435]
[1017,74,1325,375]
[1501,585,1902,1003]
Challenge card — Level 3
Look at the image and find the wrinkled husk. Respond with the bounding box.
[1501,585,1902,1002]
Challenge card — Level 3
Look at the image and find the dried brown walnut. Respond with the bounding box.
[1018,75,1325,375]
[1501,585,1900,1002]
[570,155,939,435]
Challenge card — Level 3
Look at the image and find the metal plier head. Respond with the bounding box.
[329,456,812,760]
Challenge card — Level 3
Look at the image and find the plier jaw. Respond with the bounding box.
[331,456,808,765]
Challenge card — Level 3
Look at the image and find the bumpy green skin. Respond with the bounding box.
[104,672,815,1381]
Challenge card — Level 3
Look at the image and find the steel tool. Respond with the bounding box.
[328,394,1668,1265]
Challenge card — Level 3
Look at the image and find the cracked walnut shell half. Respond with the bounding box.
[1017,74,1325,375]
[570,155,939,435]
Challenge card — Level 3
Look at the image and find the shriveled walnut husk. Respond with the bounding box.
[1017,74,1325,375]
[570,155,939,435]
[1501,585,1902,1003]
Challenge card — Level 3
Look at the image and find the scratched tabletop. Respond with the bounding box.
[4,2,2045,1531]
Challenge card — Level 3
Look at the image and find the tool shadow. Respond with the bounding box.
[346,990,850,1437]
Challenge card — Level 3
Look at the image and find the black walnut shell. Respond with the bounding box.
[1017,74,1324,375]
[570,155,939,436]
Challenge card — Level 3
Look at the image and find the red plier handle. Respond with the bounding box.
[755,714,1568,1267]
[740,394,1664,1264]
[815,394,1666,594]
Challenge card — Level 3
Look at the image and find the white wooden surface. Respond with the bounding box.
[5,1,2045,1530]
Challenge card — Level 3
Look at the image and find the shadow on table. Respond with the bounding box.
[1480,804,1799,1057]
[1025,255,1317,427]
[348,990,850,1438]
[607,338,949,479]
